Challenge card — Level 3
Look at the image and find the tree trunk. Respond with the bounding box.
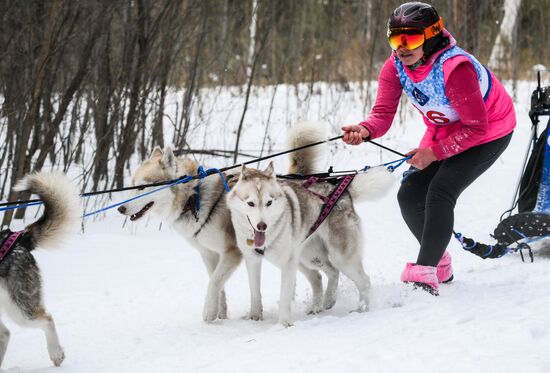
[488,0,522,75]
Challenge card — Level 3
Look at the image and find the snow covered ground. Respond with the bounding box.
[2,81,550,372]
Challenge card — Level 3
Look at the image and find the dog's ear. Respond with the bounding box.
[150,146,163,159]
[240,164,249,180]
[161,146,176,174]
[264,161,275,178]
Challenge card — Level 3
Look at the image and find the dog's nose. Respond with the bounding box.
[117,205,127,214]
[257,222,267,231]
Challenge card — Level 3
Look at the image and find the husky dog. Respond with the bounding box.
[117,147,241,322]
[226,121,395,326]
[0,172,80,368]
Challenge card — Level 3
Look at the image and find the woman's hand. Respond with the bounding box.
[406,148,437,170]
[342,124,370,145]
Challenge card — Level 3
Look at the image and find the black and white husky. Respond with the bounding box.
[0,172,80,368]
[226,122,395,326]
[117,148,242,323]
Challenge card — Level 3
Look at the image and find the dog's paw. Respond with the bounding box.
[278,319,294,328]
[306,304,323,315]
[350,301,369,313]
[203,306,219,323]
[323,297,336,310]
[217,304,228,320]
[243,310,263,321]
[49,345,65,367]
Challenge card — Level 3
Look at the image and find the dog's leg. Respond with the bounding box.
[321,262,340,310]
[298,264,323,315]
[202,248,241,323]
[279,257,300,327]
[331,253,371,312]
[0,318,10,367]
[199,249,224,321]
[243,253,263,320]
[28,308,65,367]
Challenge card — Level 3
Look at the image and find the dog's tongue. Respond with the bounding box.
[254,230,265,248]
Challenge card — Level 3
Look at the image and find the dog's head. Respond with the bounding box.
[226,162,284,248]
[117,146,197,221]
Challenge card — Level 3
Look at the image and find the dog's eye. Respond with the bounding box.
[266,200,272,207]
[247,201,255,207]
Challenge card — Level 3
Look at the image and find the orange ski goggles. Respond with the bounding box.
[388,17,444,51]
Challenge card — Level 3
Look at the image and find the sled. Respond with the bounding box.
[457,69,550,261]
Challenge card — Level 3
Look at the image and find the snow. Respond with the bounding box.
[2,81,550,372]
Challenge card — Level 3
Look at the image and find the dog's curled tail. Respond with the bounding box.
[349,167,396,203]
[287,121,328,175]
[14,172,80,249]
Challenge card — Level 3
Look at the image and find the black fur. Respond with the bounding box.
[0,229,42,319]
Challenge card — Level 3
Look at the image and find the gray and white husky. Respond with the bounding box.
[117,148,242,322]
[0,172,80,368]
[226,121,395,326]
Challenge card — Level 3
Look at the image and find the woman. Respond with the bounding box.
[342,2,516,295]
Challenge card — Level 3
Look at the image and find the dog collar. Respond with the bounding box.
[254,248,265,255]
[0,230,23,262]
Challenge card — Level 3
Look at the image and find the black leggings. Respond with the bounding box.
[397,133,512,267]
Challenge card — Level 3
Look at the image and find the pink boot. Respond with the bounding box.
[437,251,454,284]
[400,263,439,295]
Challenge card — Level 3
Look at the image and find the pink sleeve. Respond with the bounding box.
[431,60,489,160]
[359,57,403,139]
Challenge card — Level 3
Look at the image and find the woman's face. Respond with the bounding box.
[395,45,424,66]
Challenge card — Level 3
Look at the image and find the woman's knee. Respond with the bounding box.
[397,182,423,212]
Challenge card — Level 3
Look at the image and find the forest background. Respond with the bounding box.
[0,0,542,226]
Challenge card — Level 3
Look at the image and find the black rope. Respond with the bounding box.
[0,135,405,208]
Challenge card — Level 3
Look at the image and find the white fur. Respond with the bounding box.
[349,167,396,203]
[118,148,242,323]
[14,172,80,248]
[286,121,329,174]
[227,122,394,326]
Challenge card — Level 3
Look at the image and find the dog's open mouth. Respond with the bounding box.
[254,229,266,248]
[130,202,154,221]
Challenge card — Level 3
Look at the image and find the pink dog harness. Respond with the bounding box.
[303,174,356,239]
[0,230,23,262]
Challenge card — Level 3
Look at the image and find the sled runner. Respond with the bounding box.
[457,69,550,261]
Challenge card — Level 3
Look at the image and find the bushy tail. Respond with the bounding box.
[287,121,328,175]
[14,172,80,249]
[348,167,396,203]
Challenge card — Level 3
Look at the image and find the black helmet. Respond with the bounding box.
[388,2,439,29]
[388,2,449,57]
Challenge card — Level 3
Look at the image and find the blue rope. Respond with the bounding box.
[384,156,412,172]
[454,232,477,250]
[82,176,193,218]
[0,167,231,219]
[363,156,412,173]
[0,201,44,213]
[82,166,230,218]
[202,167,230,192]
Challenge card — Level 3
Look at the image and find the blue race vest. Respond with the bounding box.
[394,46,492,125]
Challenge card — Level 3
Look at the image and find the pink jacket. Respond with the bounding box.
[360,32,516,160]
